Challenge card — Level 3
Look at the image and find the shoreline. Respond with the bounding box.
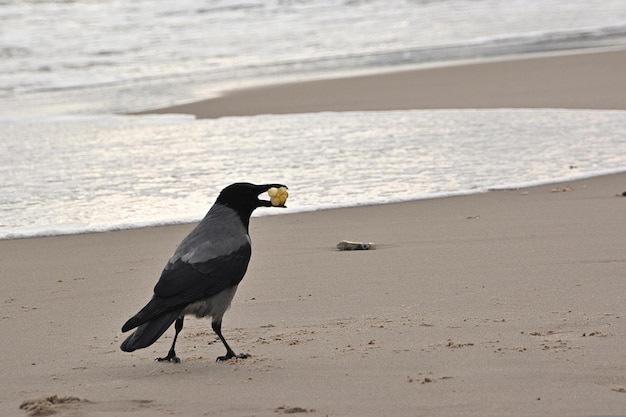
[136,47,626,118]
[2,172,625,416]
[2,48,626,416]
[3,166,625,242]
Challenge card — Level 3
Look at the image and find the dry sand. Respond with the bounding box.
[2,49,626,417]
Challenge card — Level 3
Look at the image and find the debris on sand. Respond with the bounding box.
[19,395,87,416]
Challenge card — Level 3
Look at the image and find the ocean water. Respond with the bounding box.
[2,0,626,118]
[1,0,626,238]
[1,109,625,239]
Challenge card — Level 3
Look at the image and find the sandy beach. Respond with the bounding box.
[2,48,626,417]
[138,48,626,118]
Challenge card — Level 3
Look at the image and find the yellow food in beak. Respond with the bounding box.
[268,186,289,207]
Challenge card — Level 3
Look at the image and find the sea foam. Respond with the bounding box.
[1,109,624,239]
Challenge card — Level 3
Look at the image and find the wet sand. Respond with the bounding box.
[138,48,626,118]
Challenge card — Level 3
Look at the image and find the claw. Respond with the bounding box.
[156,354,180,363]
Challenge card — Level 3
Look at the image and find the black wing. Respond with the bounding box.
[121,243,252,332]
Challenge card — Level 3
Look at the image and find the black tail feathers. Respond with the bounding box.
[120,309,182,352]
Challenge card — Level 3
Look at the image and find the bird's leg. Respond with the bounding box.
[156,317,184,363]
[212,320,248,362]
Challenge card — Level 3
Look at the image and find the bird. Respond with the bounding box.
[120,182,288,363]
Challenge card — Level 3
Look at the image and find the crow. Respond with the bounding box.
[120,182,287,363]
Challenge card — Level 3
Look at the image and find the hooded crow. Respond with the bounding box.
[120,182,288,363]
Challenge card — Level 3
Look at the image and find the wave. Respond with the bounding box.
[2,109,625,240]
[5,21,626,100]
[2,167,624,241]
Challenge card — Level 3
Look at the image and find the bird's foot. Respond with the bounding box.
[216,352,249,362]
[155,352,181,363]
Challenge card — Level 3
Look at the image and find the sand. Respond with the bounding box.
[2,48,626,417]
[137,48,626,118]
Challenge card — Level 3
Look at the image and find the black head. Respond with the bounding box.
[216,182,288,226]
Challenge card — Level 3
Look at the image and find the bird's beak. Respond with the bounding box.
[256,184,288,208]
